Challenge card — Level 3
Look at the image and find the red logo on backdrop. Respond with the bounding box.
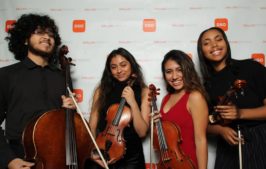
[215,18,228,31]
[143,19,156,32]
[252,53,265,65]
[145,163,157,169]
[73,89,83,103]
[5,20,16,32]
[73,20,86,32]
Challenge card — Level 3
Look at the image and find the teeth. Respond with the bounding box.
[212,50,221,56]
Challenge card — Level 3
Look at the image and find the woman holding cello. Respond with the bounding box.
[152,50,208,169]
[88,47,151,169]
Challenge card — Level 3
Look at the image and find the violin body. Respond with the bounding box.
[96,103,132,164]
[149,84,195,169]
[209,79,246,125]
[22,109,93,169]
[153,121,195,169]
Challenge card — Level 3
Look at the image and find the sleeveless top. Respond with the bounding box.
[160,92,197,168]
[97,80,145,161]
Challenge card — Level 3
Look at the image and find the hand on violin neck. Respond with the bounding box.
[150,111,161,123]
[215,104,240,120]
[122,86,136,106]
[61,95,77,109]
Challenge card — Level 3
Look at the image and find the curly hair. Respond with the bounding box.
[161,50,207,98]
[5,13,61,61]
[197,27,232,82]
[95,47,146,112]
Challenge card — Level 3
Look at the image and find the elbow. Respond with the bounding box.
[137,127,149,138]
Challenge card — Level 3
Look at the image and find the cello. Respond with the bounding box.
[22,45,93,169]
[95,76,136,164]
[149,84,195,169]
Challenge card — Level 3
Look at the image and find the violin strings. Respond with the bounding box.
[157,120,169,162]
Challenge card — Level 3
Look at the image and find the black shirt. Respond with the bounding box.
[0,57,66,167]
[205,59,266,127]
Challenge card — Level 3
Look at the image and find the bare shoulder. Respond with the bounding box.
[188,90,205,102]
[93,86,101,99]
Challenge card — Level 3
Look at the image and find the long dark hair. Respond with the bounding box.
[5,13,61,61]
[95,47,146,112]
[161,50,206,98]
[197,27,232,82]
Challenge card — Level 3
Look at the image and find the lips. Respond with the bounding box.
[211,48,223,56]
[40,42,50,46]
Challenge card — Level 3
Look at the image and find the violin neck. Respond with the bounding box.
[152,100,168,150]
[112,97,126,126]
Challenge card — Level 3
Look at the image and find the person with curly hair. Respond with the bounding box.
[0,13,76,169]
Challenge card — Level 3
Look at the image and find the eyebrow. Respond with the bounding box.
[203,34,222,41]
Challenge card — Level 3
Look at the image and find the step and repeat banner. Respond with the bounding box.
[1,0,265,168]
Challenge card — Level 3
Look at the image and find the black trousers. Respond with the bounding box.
[214,123,266,169]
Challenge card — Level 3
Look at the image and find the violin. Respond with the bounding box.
[95,76,136,164]
[149,84,195,169]
[22,45,93,169]
[209,79,247,125]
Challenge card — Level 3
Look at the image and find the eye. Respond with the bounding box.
[165,69,172,74]
[202,41,209,46]
[110,65,117,70]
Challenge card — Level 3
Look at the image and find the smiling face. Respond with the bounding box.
[201,29,228,70]
[27,27,55,58]
[110,54,132,82]
[164,59,184,92]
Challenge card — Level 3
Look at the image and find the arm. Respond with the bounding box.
[188,91,208,169]
[0,70,34,169]
[207,124,239,145]
[215,98,266,121]
[88,88,100,138]
[122,86,150,138]
[239,98,266,120]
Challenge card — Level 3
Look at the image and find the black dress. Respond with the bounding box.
[86,81,146,169]
[205,59,266,169]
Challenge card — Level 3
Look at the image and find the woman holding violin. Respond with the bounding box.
[197,27,266,169]
[88,47,151,169]
[152,50,208,169]
[0,13,76,169]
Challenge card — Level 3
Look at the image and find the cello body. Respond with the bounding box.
[22,109,93,169]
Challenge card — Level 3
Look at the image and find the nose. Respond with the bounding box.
[172,71,179,79]
[211,41,218,48]
[117,66,122,73]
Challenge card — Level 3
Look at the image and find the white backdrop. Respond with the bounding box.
[1,0,266,168]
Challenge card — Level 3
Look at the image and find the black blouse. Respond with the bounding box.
[205,59,266,127]
[97,79,143,157]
